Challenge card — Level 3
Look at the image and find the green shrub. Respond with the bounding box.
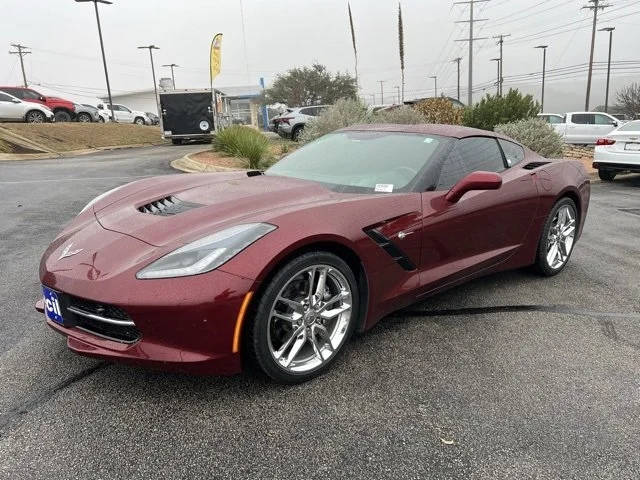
[495,118,564,158]
[463,89,541,131]
[299,98,371,143]
[413,97,463,125]
[375,106,427,124]
[213,125,269,169]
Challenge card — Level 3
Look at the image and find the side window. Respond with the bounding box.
[549,115,563,124]
[0,93,13,102]
[4,88,23,99]
[572,114,594,124]
[436,137,505,190]
[498,139,525,167]
[594,114,614,125]
[23,90,41,100]
[300,107,314,116]
[121,106,131,113]
[111,105,121,111]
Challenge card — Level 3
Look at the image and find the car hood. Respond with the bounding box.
[95,172,336,247]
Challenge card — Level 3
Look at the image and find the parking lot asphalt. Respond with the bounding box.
[0,148,639,479]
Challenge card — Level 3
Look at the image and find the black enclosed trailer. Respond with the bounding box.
[159,89,226,144]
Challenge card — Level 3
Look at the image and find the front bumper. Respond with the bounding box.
[38,221,256,375]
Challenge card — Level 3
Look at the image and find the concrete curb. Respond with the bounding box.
[171,150,246,173]
[0,142,166,161]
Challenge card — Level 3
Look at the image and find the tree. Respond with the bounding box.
[616,82,640,116]
[264,64,357,107]
[463,88,541,131]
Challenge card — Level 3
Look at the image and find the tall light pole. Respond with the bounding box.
[162,63,179,89]
[430,75,438,97]
[452,57,462,101]
[599,27,615,113]
[490,58,500,94]
[138,45,160,113]
[75,0,115,122]
[535,45,548,111]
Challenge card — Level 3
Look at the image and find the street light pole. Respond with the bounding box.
[138,45,160,114]
[599,27,615,113]
[430,75,437,97]
[75,0,115,122]
[162,63,179,89]
[535,45,548,111]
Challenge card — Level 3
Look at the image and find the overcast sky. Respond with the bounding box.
[2,0,639,112]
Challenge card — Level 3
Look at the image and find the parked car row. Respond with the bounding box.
[537,111,625,145]
[270,105,328,141]
[0,86,156,125]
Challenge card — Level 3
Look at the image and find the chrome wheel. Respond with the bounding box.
[267,265,352,373]
[546,205,576,269]
[26,111,45,123]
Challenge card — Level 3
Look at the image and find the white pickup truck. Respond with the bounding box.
[547,112,621,145]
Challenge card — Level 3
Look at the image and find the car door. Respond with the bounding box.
[417,136,539,295]
[568,114,595,143]
[0,92,25,120]
[116,105,133,123]
[593,113,618,141]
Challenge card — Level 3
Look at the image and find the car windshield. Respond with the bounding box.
[617,120,640,132]
[265,130,447,193]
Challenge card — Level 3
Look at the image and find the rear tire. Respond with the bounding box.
[598,169,616,181]
[291,126,303,142]
[534,197,578,277]
[246,251,359,384]
[77,112,92,123]
[54,110,72,122]
[25,110,46,123]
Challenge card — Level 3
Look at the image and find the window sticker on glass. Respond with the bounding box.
[375,184,394,193]
[423,138,434,143]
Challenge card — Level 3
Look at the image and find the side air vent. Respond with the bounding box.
[138,196,204,216]
[523,161,551,170]
[364,228,416,271]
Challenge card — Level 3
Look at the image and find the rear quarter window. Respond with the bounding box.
[498,139,525,167]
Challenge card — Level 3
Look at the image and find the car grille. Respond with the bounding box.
[58,293,141,343]
[137,195,203,216]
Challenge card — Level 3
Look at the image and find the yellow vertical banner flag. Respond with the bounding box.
[210,33,223,86]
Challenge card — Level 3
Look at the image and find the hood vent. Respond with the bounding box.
[138,196,203,216]
[523,161,551,170]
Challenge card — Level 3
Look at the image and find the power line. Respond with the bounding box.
[454,0,490,105]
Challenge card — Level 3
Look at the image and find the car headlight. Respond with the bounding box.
[136,223,277,279]
[79,185,127,214]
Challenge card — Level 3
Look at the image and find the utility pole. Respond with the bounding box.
[162,63,179,89]
[452,57,462,101]
[583,0,611,111]
[138,45,160,114]
[490,58,500,94]
[599,27,615,113]
[75,0,115,122]
[394,85,401,104]
[9,44,31,87]
[535,45,548,111]
[430,75,438,97]
[493,34,511,96]
[454,0,489,106]
[378,80,386,104]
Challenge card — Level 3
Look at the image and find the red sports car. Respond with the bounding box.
[37,124,590,383]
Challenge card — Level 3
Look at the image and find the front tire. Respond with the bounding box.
[134,117,146,126]
[534,198,578,276]
[598,169,616,181]
[25,110,45,123]
[247,252,359,384]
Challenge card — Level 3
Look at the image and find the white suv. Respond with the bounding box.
[0,91,54,123]
[97,103,151,125]
[277,105,328,141]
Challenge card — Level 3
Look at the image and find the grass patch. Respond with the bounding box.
[213,126,270,169]
[0,123,165,152]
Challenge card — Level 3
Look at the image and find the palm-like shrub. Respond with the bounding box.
[463,89,541,131]
[495,118,564,158]
[413,98,463,125]
[213,125,269,169]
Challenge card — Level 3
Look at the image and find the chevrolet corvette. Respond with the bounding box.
[37,124,590,383]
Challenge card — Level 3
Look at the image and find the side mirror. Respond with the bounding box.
[39,96,46,102]
[445,171,502,203]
